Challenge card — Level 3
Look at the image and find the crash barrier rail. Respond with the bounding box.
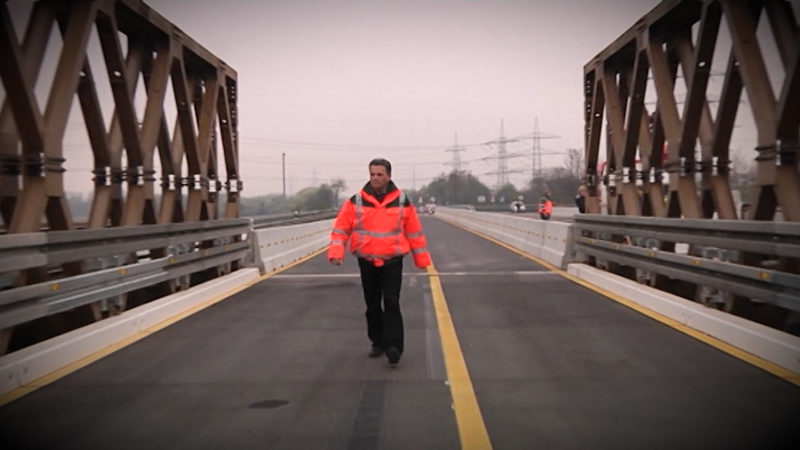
[1,209,798,397]
[0,268,261,401]
[0,216,337,399]
[568,261,800,376]
[435,207,800,376]
[250,210,337,229]
[571,214,800,376]
[442,204,476,211]
[572,215,800,314]
[0,215,337,353]
[435,207,574,269]
[436,207,800,313]
[0,219,255,334]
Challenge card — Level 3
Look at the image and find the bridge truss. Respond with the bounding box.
[0,0,242,353]
[582,0,800,332]
[583,0,799,221]
[1,0,240,233]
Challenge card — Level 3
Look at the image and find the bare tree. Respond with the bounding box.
[564,148,583,178]
[729,151,756,204]
[330,178,347,207]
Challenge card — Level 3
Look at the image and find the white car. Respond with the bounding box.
[510,200,526,213]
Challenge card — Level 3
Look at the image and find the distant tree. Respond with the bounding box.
[564,148,584,178]
[239,194,291,216]
[404,188,421,205]
[330,178,347,207]
[730,153,756,204]
[292,184,336,211]
[495,183,520,203]
[418,170,490,205]
[419,173,447,204]
[524,167,581,205]
[66,192,92,221]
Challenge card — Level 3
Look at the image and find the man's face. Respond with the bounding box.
[369,165,391,192]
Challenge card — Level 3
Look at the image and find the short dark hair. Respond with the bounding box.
[369,158,392,175]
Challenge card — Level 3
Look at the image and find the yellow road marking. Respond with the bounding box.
[427,262,493,450]
[437,216,800,387]
[0,247,329,407]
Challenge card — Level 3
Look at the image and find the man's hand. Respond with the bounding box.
[329,257,343,266]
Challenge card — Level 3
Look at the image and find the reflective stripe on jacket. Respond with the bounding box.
[328,182,431,268]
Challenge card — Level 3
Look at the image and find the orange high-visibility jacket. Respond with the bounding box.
[539,199,553,215]
[329,182,431,268]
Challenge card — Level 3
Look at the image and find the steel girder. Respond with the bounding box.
[0,0,240,235]
[583,0,799,222]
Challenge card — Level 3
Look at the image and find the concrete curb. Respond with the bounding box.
[435,209,799,378]
[0,268,260,398]
[256,221,331,272]
[568,263,800,376]
[436,208,573,268]
[0,217,338,401]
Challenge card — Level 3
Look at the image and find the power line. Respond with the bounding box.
[239,136,491,151]
[444,131,466,172]
[484,119,527,189]
[529,116,561,177]
[239,156,448,167]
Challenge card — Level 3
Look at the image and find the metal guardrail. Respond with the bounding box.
[573,215,800,313]
[0,218,254,332]
[248,210,337,229]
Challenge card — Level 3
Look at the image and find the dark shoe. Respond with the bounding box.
[385,346,400,365]
[368,344,383,358]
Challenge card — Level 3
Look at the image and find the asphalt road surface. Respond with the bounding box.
[1,216,798,449]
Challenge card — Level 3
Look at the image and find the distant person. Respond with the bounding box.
[539,190,553,220]
[575,184,587,213]
[328,158,431,366]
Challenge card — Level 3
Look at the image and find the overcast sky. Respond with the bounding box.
[9,0,782,198]
[146,0,662,196]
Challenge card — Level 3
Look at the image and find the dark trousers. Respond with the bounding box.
[358,258,404,354]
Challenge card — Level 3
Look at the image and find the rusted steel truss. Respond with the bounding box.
[0,0,240,234]
[583,0,799,221]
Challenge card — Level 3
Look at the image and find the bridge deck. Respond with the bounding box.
[1,217,798,449]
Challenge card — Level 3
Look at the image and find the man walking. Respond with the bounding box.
[328,158,431,365]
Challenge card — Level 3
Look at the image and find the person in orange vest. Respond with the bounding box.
[329,158,431,365]
[539,190,553,220]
